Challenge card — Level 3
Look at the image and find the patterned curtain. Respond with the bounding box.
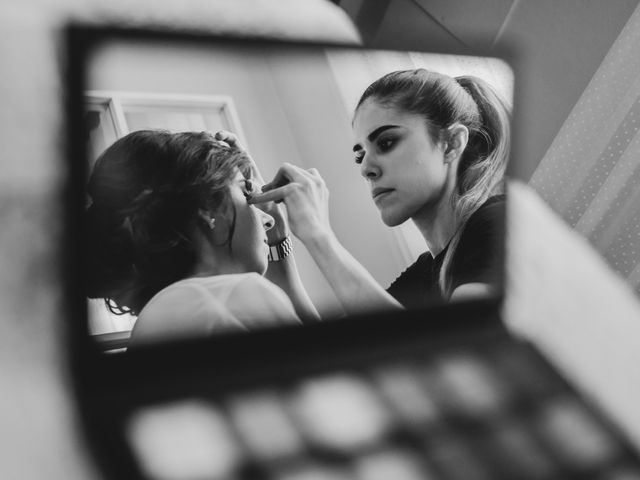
[530,5,640,295]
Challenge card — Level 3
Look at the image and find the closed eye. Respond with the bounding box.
[242,179,258,198]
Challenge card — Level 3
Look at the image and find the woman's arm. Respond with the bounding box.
[250,163,403,316]
[263,247,322,323]
[214,131,320,323]
[258,203,320,323]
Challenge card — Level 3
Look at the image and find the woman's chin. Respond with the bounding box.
[379,209,408,227]
[254,262,268,276]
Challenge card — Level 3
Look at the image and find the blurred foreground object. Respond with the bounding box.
[505,181,640,449]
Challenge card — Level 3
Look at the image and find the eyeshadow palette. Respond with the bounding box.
[122,336,640,480]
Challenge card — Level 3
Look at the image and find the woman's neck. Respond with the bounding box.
[411,190,459,258]
[189,229,243,277]
[190,252,241,278]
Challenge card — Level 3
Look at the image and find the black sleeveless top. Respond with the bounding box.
[386,195,505,308]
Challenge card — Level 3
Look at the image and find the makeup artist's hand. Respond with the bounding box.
[249,163,332,245]
[214,130,289,242]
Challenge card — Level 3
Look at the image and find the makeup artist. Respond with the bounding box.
[247,68,510,313]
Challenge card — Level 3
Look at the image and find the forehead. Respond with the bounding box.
[230,167,256,184]
[353,99,424,140]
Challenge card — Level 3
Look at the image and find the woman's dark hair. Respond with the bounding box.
[356,69,511,297]
[85,130,252,315]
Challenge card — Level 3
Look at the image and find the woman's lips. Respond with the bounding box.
[372,187,394,202]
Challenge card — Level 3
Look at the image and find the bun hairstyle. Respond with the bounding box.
[356,69,511,297]
[85,130,252,315]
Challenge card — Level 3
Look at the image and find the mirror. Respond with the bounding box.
[78,32,514,352]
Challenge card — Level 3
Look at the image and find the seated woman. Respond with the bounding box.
[85,130,311,347]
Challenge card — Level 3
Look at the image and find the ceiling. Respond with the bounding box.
[334,0,640,181]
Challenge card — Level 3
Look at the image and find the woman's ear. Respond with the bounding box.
[444,124,469,164]
[196,206,232,246]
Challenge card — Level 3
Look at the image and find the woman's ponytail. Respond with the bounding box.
[439,75,510,296]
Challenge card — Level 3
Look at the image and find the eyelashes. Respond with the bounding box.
[242,179,259,199]
[354,137,397,164]
[242,179,252,198]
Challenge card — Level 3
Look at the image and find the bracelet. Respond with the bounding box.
[267,235,293,262]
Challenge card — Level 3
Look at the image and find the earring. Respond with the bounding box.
[198,210,216,230]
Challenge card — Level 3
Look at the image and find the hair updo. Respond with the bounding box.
[356,68,511,297]
[85,130,252,315]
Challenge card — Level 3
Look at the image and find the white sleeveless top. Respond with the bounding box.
[128,273,300,347]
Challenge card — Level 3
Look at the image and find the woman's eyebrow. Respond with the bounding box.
[353,125,399,152]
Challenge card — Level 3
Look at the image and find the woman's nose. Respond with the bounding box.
[360,154,381,180]
[261,212,275,231]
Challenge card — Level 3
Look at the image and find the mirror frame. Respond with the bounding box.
[64,23,521,478]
